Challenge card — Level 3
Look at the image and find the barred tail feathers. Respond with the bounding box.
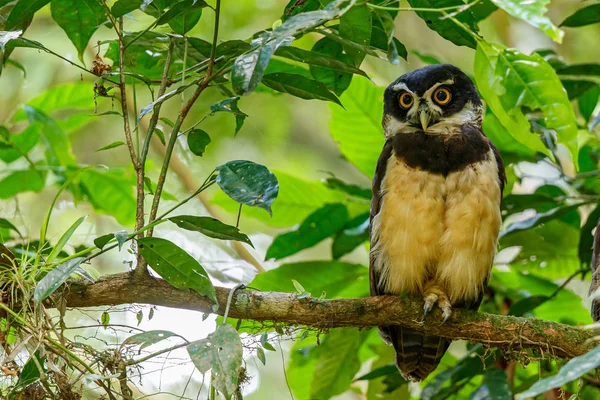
[388,326,450,381]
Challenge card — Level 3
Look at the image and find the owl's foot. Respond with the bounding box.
[422,284,452,323]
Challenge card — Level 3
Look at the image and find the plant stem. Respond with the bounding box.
[145,0,223,239]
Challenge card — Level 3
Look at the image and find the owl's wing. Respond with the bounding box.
[369,139,394,297]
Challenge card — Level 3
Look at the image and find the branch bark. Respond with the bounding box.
[62,273,596,359]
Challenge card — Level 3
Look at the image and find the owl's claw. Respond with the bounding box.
[421,284,453,323]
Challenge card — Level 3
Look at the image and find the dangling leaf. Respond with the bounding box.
[490,0,563,42]
[187,129,211,156]
[187,324,243,399]
[168,215,254,247]
[216,160,279,216]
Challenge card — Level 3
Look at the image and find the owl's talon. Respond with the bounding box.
[422,293,439,321]
[422,283,452,323]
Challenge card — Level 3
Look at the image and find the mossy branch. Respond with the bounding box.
[59,273,597,359]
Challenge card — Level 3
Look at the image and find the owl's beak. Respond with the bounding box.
[419,111,430,131]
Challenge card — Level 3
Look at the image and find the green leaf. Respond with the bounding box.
[15,352,45,390]
[93,233,113,250]
[23,106,77,167]
[516,346,600,399]
[34,257,84,303]
[231,0,355,95]
[578,86,600,122]
[80,170,136,226]
[338,5,371,65]
[309,37,353,96]
[507,295,550,317]
[50,0,106,62]
[14,83,96,122]
[265,204,349,260]
[0,218,21,237]
[256,347,266,365]
[0,122,42,164]
[371,8,405,64]
[275,45,367,77]
[168,6,203,35]
[115,230,128,250]
[111,0,143,18]
[187,129,211,156]
[469,368,511,400]
[212,171,344,227]
[261,72,342,105]
[309,329,369,399]
[4,0,51,30]
[209,97,247,135]
[187,324,243,399]
[168,215,253,247]
[216,160,279,216]
[0,169,45,199]
[138,237,217,303]
[155,0,207,27]
[324,176,371,199]
[490,0,563,42]
[407,0,478,48]
[475,42,578,166]
[329,76,385,177]
[101,311,110,328]
[249,261,368,298]
[560,4,600,28]
[46,216,86,263]
[491,271,590,324]
[332,212,369,259]
[500,203,584,238]
[124,330,178,350]
[96,141,125,152]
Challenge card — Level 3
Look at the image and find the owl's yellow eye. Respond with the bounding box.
[398,91,414,109]
[433,87,452,105]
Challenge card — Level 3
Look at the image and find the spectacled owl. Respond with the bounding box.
[370,64,505,381]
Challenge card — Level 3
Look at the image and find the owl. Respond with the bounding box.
[369,64,505,381]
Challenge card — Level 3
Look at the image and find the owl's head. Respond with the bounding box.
[382,64,483,138]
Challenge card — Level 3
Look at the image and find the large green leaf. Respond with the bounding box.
[275,46,367,77]
[475,42,578,166]
[4,0,50,30]
[261,72,341,105]
[560,4,600,28]
[138,237,217,303]
[329,76,385,177]
[13,83,95,122]
[490,0,563,42]
[0,122,41,164]
[80,170,136,226]
[407,0,478,48]
[309,37,354,96]
[34,257,84,303]
[309,328,369,399]
[168,215,253,247]
[338,5,371,64]
[211,171,345,227]
[469,368,511,400]
[266,203,348,260]
[231,0,355,95]
[24,106,76,167]
[516,346,600,399]
[250,260,368,298]
[332,212,369,259]
[50,0,106,61]
[216,160,279,216]
[154,0,207,27]
[491,270,590,324]
[187,324,243,399]
[0,169,45,199]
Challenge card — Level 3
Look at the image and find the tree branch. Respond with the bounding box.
[62,273,596,359]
